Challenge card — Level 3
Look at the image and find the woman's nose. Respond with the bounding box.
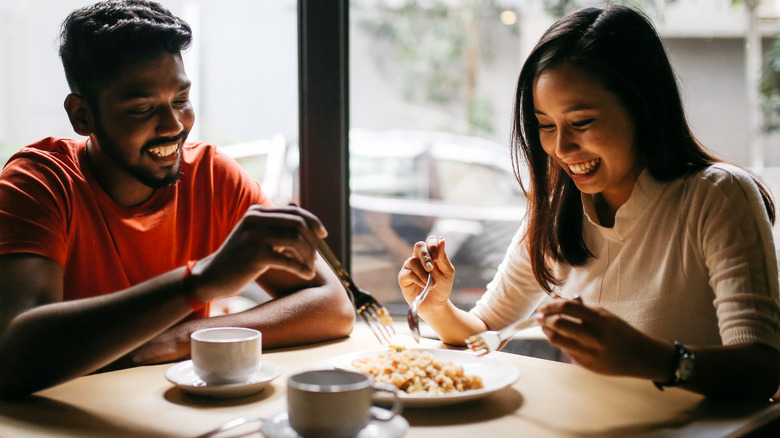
[554,129,578,157]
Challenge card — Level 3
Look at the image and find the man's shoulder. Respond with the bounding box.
[181,141,244,173]
[16,136,82,155]
[6,137,84,174]
[182,140,216,154]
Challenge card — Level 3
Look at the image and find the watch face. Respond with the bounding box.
[676,353,695,382]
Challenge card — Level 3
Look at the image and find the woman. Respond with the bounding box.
[399,5,780,400]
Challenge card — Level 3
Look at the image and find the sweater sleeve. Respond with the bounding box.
[692,164,780,351]
[469,224,548,330]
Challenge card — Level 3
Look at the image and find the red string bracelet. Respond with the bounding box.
[183,260,207,311]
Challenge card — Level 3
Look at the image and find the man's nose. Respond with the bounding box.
[156,105,184,137]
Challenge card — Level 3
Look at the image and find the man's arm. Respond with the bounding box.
[121,255,356,366]
[0,205,352,399]
[0,254,196,399]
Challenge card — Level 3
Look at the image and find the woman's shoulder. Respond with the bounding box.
[678,163,770,219]
[684,163,763,195]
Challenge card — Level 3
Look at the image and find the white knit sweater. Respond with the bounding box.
[471,164,780,350]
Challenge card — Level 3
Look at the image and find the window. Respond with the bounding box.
[349,1,526,311]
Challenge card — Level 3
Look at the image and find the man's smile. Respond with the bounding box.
[148,144,179,158]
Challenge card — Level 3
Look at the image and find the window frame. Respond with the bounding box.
[298,0,352,270]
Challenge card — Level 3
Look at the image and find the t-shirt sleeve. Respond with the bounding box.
[210,146,275,226]
[0,151,71,266]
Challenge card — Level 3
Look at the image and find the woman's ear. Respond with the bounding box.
[64,93,94,136]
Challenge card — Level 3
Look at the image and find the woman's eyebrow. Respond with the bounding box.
[534,104,594,115]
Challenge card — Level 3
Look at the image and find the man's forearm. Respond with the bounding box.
[0,268,193,399]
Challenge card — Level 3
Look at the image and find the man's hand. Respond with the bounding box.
[193,205,328,303]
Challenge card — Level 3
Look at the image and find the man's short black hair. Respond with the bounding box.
[59,0,192,103]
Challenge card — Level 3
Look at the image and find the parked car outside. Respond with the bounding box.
[220,129,527,313]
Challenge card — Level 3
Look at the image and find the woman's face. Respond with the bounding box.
[532,63,644,213]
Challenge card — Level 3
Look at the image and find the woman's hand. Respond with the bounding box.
[537,299,671,379]
[398,236,455,315]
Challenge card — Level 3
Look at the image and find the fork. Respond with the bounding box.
[407,273,432,343]
[195,416,263,438]
[317,239,395,345]
[466,292,580,356]
[465,313,541,356]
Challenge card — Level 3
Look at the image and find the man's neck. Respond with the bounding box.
[85,139,155,207]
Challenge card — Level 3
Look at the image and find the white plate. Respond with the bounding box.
[315,348,520,407]
[261,409,408,438]
[165,360,283,399]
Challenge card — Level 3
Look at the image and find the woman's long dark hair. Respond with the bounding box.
[512,5,775,292]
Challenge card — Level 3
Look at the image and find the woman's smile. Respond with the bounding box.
[567,158,601,176]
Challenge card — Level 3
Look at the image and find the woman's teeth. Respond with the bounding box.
[148,144,178,158]
[568,158,600,175]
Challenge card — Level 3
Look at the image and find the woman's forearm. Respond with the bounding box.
[680,343,780,400]
[419,300,488,346]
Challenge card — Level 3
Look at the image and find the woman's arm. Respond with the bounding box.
[538,299,780,400]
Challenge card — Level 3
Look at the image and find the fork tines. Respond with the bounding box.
[465,336,489,356]
[315,239,395,346]
[357,302,395,345]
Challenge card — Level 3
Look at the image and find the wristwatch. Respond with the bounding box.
[653,341,695,390]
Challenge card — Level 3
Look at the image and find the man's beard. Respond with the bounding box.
[92,120,186,189]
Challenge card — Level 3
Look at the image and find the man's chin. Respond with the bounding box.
[136,170,181,189]
[146,175,180,189]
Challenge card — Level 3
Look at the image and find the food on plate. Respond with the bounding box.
[354,347,483,395]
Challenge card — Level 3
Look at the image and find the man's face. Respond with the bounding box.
[90,52,195,189]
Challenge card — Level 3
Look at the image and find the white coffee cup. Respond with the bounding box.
[190,327,262,385]
[287,369,402,438]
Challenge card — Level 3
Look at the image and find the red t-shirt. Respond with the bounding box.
[0,137,271,316]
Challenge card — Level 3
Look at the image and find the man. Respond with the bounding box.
[0,0,354,399]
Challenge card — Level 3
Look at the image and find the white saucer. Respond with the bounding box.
[165,360,283,398]
[260,409,408,438]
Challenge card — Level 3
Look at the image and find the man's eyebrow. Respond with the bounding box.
[119,81,192,100]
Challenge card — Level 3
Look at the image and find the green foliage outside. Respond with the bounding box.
[355,0,670,138]
[354,0,508,136]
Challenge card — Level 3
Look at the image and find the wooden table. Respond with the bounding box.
[0,322,777,437]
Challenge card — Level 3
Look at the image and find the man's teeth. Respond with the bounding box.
[148,144,178,158]
[568,158,600,175]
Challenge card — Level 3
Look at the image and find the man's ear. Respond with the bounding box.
[64,93,94,136]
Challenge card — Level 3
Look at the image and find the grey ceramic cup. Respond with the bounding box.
[190,327,262,385]
[287,369,401,438]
